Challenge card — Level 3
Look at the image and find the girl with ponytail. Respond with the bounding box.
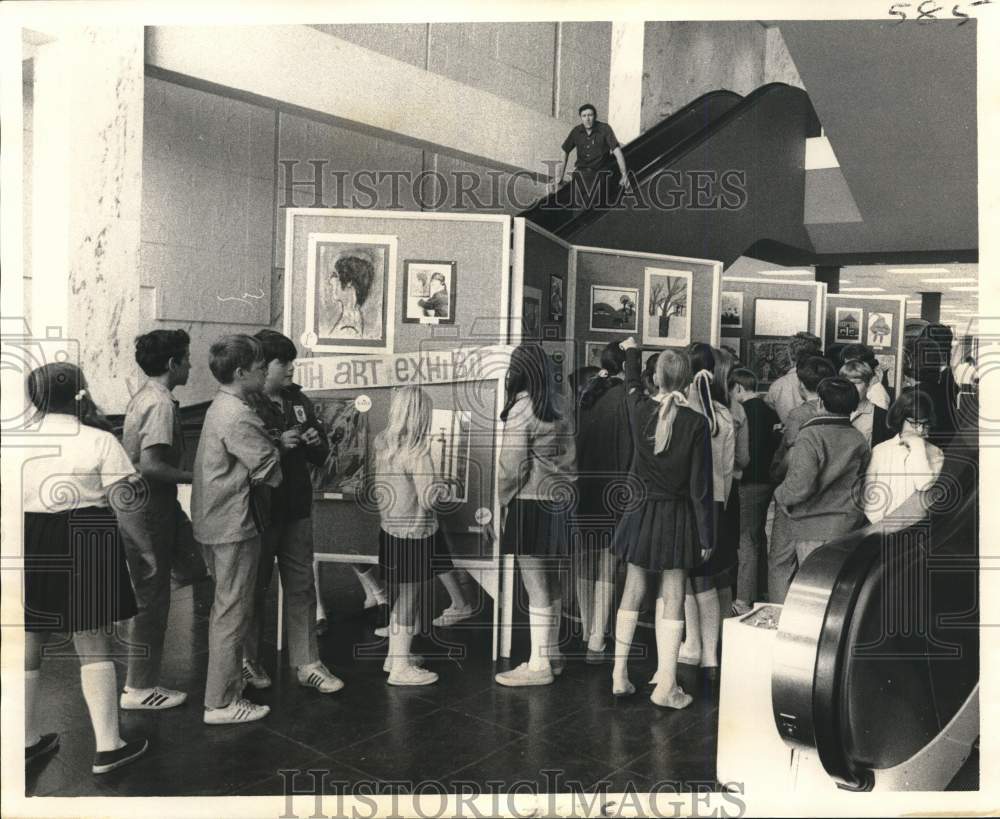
[677,344,738,680]
[608,339,714,709]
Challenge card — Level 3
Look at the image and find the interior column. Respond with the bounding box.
[814,264,840,294]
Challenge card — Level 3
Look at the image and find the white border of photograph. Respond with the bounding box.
[303,232,397,354]
[834,306,864,342]
[641,267,692,348]
[753,297,810,337]
[720,291,744,329]
[589,285,639,333]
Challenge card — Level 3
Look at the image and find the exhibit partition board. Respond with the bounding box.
[720,276,827,388]
[283,209,514,566]
[825,293,907,393]
[518,219,576,399]
[572,245,722,372]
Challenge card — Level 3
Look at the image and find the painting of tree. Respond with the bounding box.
[642,268,692,347]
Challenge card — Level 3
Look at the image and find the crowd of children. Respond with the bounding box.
[21,324,961,777]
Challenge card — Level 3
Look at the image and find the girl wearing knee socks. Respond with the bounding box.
[575,341,630,661]
[609,341,714,708]
[22,363,149,774]
[374,387,453,686]
[495,344,576,687]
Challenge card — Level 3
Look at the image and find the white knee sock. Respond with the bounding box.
[654,618,685,692]
[314,562,327,622]
[695,589,721,668]
[527,605,554,671]
[387,624,416,673]
[678,594,701,662]
[589,580,614,652]
[25,669,41,747]
[612,609,639,688]
[80,662,124,753]
[577,574,594,643]
[549,598,563,660]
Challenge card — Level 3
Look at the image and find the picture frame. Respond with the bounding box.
[748,339,794,385]
[752,297,810,337]
[585,341,606,370]
[304,233,396,353]
[309,397,369,499]
[642,267,692,348]
[589,285,639,333]
[402,260,457,324]
[522,286,542,339]
[834,307,864,342]
[720,291,744,329]
[867,311,894,348]
[549,274,565,323]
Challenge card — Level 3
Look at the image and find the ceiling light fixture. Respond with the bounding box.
[921,278,977,284]
[887,268,951,275]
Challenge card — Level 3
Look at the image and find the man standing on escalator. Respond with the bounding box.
[550,103,631,212]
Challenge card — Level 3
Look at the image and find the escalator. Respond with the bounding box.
[522,83,822,267]
[771,408,980,790]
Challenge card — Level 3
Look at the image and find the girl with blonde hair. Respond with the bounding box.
[374,386,453,685]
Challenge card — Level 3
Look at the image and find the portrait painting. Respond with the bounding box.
[305,233,397,353]
[309,397,369,498]
[720,291,744,329]
[590,285,639,333]
[403,260,456,324]
[642,267,691,347]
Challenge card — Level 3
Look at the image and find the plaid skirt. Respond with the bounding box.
[23,508,137,633]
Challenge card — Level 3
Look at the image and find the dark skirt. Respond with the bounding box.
[379,527,454,585]
[691,485,740,579]
[502,498,573,558]
[611,496,702,572]
[24,508,137,633]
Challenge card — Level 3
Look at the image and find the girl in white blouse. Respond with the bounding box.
[864,389,945,525]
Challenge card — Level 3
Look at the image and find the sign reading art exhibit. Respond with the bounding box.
[294,345,513,391]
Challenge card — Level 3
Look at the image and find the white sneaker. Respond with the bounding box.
[432,604,475,627]
[495,662,554,687]
[203,698,270,725]
[120,686,187,710]
[241,659,272,690]
[374,625,389,638]
[383,654,424,673]
[297,662,344,694]
[387,665,438,686]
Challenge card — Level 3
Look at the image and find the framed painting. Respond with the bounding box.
[749,340,794,384]
[867,311,894,348]
[402,260,456,324]
[590,285,639,333]
[642,267,692,347]
[304,233,396,353]
[834,307,863,342]
[549,274,565,323]
[720,291,744,329]
[753,298,810,338]
[429,409,472,504]
[309,397,369,499]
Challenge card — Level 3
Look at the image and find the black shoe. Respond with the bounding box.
[25,733,59,764]
[92,738,149,774]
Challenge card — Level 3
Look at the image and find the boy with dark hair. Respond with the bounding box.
[193,335,283,725]
[773,377,870,576]
[118,329,196,711]
[768,355,837,602]
[765,331,822,424]
[728,368,780,612]
[241,329,344,694]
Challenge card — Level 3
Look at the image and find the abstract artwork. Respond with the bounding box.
[867,311,894,348]
[403,260,456,324]
[642,267,691,347]
[304,233,396,353]
[753,298,810,337]
[835,307,863,342]
[549,274,565,323]
[749,340,794,384]
[590,285,639,333]
[720,291,744,329]
[429,409,472,503]
[523,286,542,339]
[310,397,369,498]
